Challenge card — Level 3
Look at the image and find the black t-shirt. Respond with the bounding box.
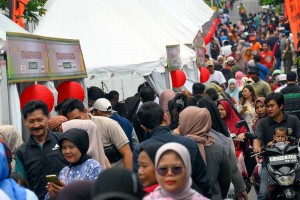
[267,36,279,51]
[281,84,300,94]
[256,114,300,145]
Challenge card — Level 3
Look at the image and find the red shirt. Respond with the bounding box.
[259,51,275,69]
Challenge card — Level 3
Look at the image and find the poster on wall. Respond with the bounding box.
[6,33,49,83]
[166,45,181,70]
[46,39,87,79]
[6,32,87,83]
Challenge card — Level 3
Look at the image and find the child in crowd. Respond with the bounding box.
[267,127,289,146]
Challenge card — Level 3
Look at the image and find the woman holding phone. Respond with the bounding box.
[45,128,102,200]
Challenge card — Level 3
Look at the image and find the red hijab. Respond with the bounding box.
[218,100,247,135]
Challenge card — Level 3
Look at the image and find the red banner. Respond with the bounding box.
[285,0,300,48]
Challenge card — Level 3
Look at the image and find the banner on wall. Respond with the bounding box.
[6,32,87,83]
[166,45,181,70]
[193,30,205,67]
[285,0,300,49]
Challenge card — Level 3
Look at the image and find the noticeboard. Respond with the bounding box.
[6,32,87,83]
[166,45,181,70]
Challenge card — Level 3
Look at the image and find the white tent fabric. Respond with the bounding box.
[34,0,213,97]
[0,13,28,39]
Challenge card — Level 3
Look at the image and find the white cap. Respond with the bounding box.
[248,59,255,67]
[89,98,112,112]
[278,74,287,81]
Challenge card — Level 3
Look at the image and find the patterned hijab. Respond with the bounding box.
[179,107,215,164]
[0,125,23,155]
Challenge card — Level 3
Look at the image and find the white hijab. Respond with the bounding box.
[155,142,196,200]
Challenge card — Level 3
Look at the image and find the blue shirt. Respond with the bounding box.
[110,114,133,150]
[256,63,270,81]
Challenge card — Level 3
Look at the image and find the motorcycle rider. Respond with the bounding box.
[253,92,300,199]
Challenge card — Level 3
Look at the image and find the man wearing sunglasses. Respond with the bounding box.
[132,102,212,198]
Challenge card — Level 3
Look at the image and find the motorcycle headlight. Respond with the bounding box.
[276,175,295,186]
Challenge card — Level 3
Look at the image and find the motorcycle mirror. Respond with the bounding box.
[244,132,257,139]
[235,120,245,128]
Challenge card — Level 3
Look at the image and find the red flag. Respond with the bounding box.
[14,0,29,28]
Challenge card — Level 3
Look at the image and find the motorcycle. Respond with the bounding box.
[250,134,300,199]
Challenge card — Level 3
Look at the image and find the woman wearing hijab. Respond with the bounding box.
[237,85,257,132]
[235,71,245,88]
[252,97,267,132]
[138,143,163,196]
[62,119,108,169]
[217,99,249,178]
[197,98,248,199]
[0,125,23,172]
[144,142,209,200]
[159,89,176,125]
[0,140,38,200]
[46,128,102,200]
[244,48,253,62]
[235,51,248,74]
[48,116,68,133]
[226,79,240,104]
[178,107,231,200]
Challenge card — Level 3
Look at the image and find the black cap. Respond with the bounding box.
[287,71,297,81]
[248,66,260,75]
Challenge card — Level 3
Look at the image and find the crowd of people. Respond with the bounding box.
[1,2,300,200]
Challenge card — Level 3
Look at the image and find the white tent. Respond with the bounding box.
[0,13,28,39]
[34,0,214,98]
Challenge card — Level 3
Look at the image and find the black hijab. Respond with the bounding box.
[139,142,163,164]
[197,98,230,137]
[92,168,144,200]
[59,128,91,167]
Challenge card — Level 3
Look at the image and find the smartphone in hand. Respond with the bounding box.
[46,175,62,186]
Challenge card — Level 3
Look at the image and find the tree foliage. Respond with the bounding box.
[0,0,47,23]
[259,0,283,6]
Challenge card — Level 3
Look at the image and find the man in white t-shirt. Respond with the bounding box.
[204,60,227,89]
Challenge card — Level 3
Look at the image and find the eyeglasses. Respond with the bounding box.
[156,166,183,176]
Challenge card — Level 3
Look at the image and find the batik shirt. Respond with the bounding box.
[45,159,101,199]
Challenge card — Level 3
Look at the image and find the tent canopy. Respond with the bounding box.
[0,13,28,40]
[34,0,213,80]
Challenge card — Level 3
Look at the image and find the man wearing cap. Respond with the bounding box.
[250,36,262,55]
[267,77,279,92]
[280,71,300,94]
[204,60,227,89]
[248,66,272,97]
[226,56,241,76]
[274,74,287,93]
[280,31,293,73]
[61,98,133,170]
[89,98,139,151]
[259,42,275,72]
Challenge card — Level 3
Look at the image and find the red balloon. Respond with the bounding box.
[199,67,210,83]
[170,70,186,88]
[20,84,54,111]
[56,81,85,104]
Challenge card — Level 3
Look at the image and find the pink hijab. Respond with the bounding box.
[235,71,245,87]
[179,107,215,164]
[159,89,176,124]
